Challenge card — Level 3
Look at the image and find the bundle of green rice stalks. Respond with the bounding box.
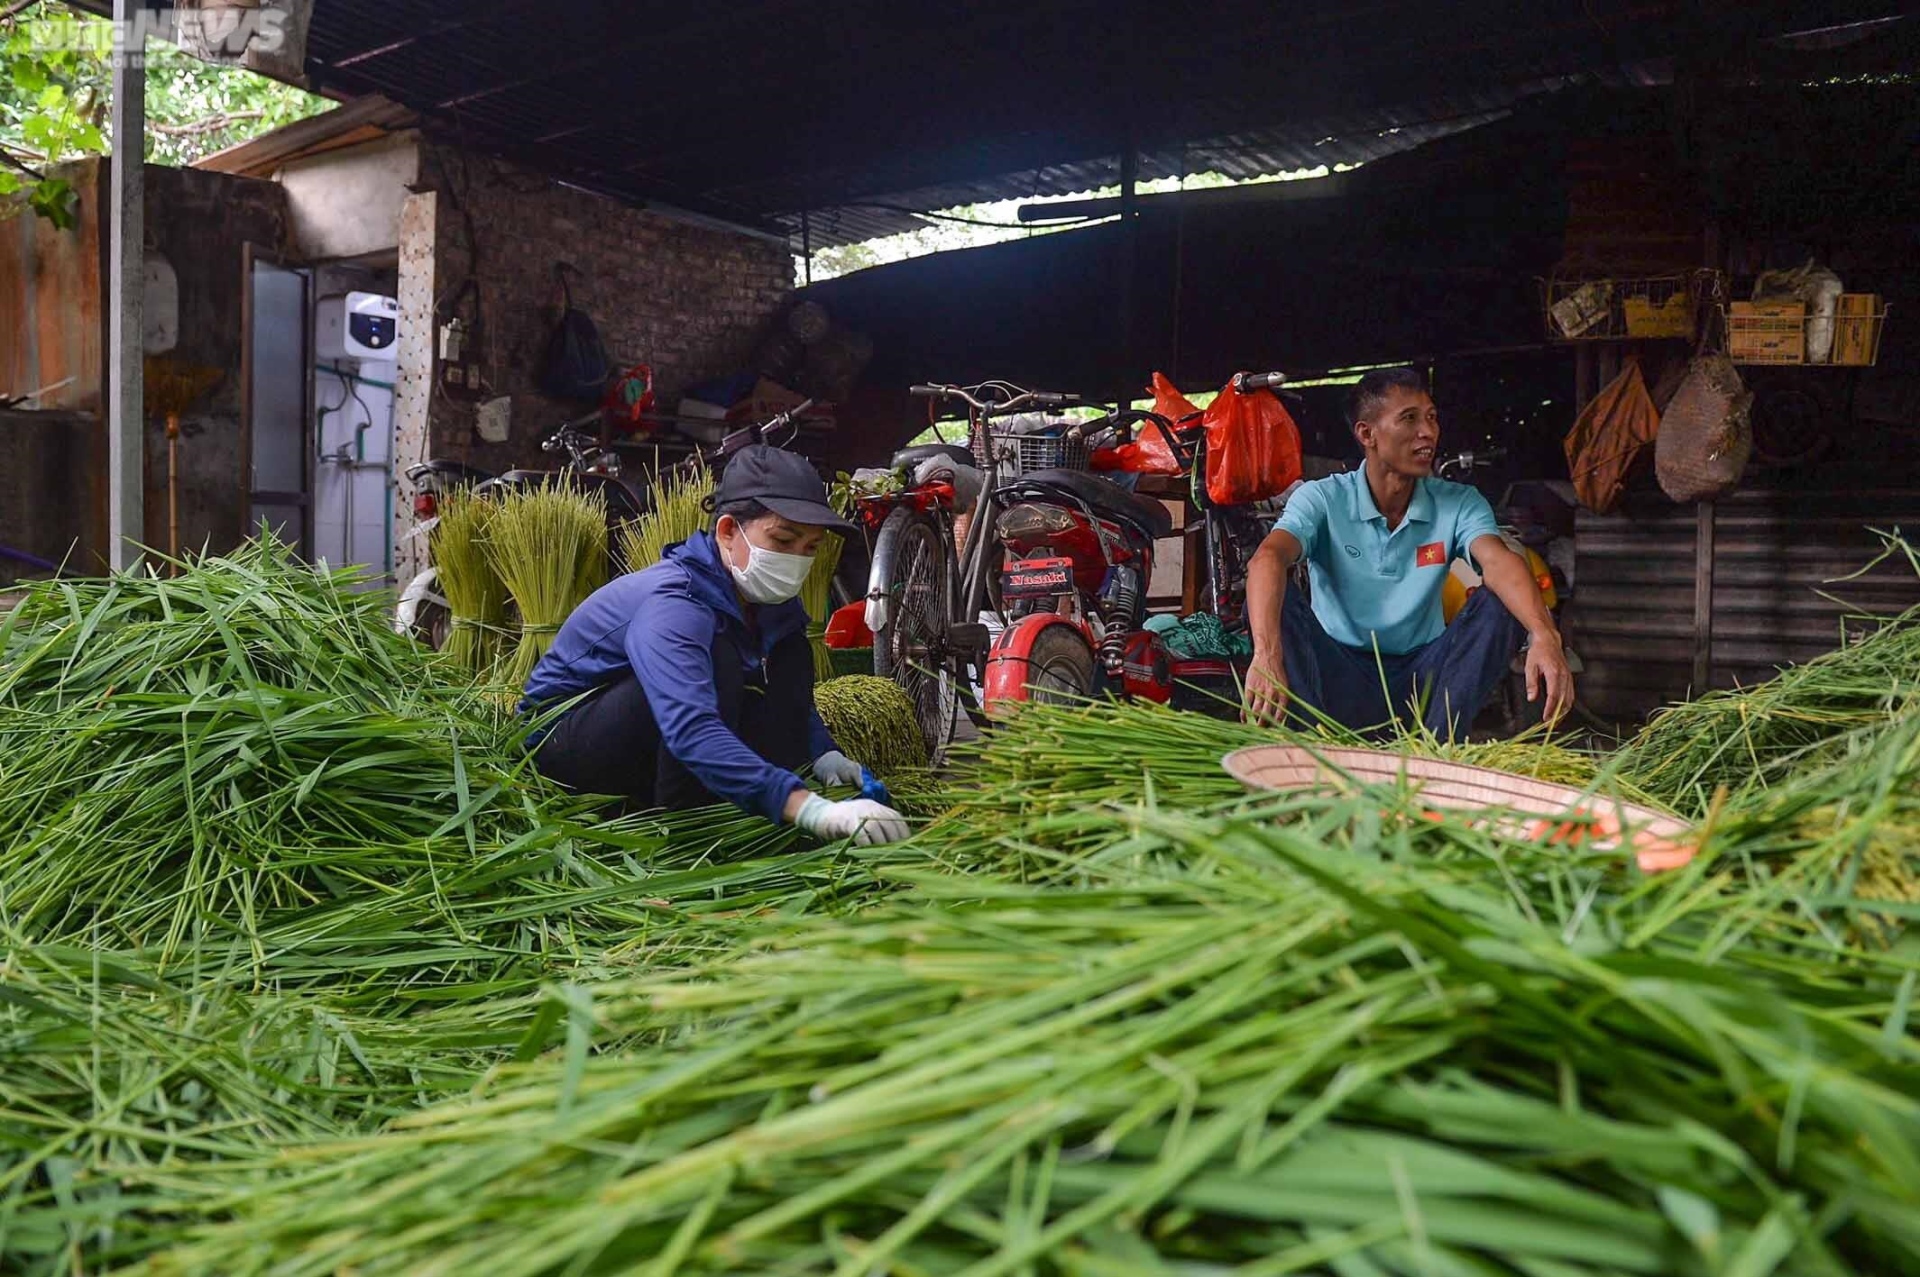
[801,530,844,681]
[814,673,929,779]
[618,463,714,573]
[428,489,510,677]
[485,484,607,687]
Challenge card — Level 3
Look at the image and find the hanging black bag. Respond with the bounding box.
[539,266,611,400]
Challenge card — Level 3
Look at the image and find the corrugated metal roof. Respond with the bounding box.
[133,1,1915,249]
[777,94,1547,248]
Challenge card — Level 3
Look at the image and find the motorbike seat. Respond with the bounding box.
[892,443,976,474]
[407,459,494,485]
[1002,468,1174,540]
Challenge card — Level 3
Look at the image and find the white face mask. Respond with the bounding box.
[725,525,815,604]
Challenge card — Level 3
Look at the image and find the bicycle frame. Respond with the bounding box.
[904,382,1084,685]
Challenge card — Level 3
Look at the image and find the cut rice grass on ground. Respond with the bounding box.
[1619,531,1920,812]
[113,801,1920,1277]
[0,542,886,999]
[2,538,1918,1276]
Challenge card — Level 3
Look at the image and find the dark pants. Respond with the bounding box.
[533,629,815,812]
[1281,587,1523,741]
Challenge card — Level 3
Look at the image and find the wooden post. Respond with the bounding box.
[1692,499,1715,692]
[108,0,145,570]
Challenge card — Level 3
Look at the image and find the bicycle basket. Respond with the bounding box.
[979,414,1088,477]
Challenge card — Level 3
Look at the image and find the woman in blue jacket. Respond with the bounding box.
[523,446,909,846]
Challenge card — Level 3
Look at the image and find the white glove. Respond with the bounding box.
[912,456,985,514]
[794,795,911,846]
[811,749,865,788]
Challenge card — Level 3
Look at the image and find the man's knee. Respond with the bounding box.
[1455,587,1524,646]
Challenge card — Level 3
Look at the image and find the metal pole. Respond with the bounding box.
[108,0,145,570]
[801,208,812,287]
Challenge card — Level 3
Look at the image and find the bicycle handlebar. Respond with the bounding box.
[1233,371,1288,393]
[909,382,1080,414]
[541,411,607,453]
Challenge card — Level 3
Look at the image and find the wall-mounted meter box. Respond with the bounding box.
[317,292,401,362]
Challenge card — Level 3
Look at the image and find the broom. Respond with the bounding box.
[144,358,224,574]
[485,485,607,687]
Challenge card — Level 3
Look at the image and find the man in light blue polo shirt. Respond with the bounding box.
[1244,367,1574,738]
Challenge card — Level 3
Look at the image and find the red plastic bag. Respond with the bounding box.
[1093,372,1196,474]
[1201,374,1302,505]
[602,364,657,433]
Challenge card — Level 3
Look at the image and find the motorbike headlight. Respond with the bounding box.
[996,502,1079,541]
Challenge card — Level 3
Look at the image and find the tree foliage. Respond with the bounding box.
[1,2,325,228]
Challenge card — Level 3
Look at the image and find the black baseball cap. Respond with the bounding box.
[717,445,856,533]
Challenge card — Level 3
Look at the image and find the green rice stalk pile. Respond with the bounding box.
[619,464,714,573]
[485,485,608,687]
[0,542,636,989]
[428,490,511,677]
[941,697,1650,831]
[813,673,930,781]
[1619,533,1920,812]
[119,790,1920,1276]
[2,539,1917,1275]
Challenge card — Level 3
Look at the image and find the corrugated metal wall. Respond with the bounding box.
[0,159,105,412]
[1568,488,1920,721]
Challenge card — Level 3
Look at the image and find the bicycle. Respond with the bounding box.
[860,381,1083,759]
[1092,370,1290,629]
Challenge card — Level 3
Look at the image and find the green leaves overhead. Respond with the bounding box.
[1,5,323,228]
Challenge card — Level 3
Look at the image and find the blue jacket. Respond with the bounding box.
[521,532,836,821]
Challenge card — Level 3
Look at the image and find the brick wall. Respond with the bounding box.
[415,142,793,475]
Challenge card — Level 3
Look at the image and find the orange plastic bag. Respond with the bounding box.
[1201,374,1303,506]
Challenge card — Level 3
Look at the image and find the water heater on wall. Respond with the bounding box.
[317,292,401,362]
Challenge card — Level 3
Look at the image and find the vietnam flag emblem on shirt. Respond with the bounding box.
[1416,542,1446,568]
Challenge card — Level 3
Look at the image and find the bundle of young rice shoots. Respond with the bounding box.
[618,464,714,573]
[813,673,929,780]
[428,489,510,677]
[485,484,607,688]
[801,530,844,681]
[124,792,1920,1277]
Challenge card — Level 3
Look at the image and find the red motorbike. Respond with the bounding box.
[985,371,1293,713]
[982,463,1176,708]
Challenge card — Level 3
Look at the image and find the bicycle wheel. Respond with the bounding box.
[1022,624,1096,703]
[870,508,959,760]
